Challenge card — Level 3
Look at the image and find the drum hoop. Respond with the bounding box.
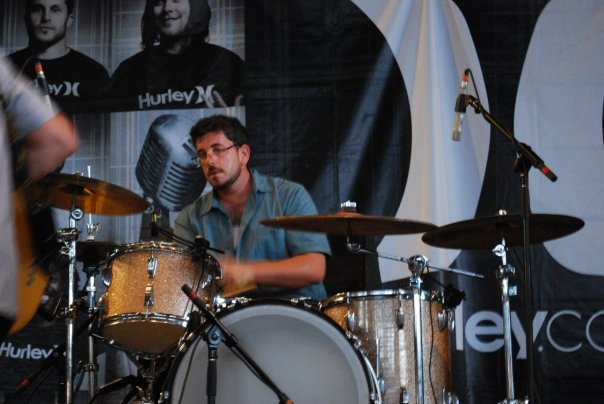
[99,312,189,327]
[169,298,379,401]
[108,241,192,261]
[320,288,441,309]
[93,313,189,358]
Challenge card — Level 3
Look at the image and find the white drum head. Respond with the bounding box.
[168,300,373,403]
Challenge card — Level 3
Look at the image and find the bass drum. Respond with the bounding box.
[165,299,380,404]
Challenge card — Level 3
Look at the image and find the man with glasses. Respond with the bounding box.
[174,115,330,301]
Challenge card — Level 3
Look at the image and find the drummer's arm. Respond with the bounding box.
[220,252,326,289]
[25,113,78,181]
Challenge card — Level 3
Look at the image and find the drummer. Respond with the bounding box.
[174,115,330,301]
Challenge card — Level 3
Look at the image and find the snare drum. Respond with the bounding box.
[96,242,220,355]
[321,289,454,404]
[165,299,381,403]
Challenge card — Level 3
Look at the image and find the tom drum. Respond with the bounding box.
[96,241,220,356]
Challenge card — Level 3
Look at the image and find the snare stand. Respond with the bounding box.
[493,240,528,404]
[81,221,101,400]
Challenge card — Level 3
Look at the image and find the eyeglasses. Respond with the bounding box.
[194,143,239,165]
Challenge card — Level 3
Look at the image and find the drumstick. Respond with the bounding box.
[220,282,257,298]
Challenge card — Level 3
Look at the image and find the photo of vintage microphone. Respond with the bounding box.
[135,114,206,239]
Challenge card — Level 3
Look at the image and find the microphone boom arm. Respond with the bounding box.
[465,95,557,182]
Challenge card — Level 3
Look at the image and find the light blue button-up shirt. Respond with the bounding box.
[174,169,330,301]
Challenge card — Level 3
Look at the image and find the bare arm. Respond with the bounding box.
[219,252,326,291]
[24,113,79,181]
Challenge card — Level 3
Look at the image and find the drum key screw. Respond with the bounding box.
[144,284,154,308]
[147,257,158,278]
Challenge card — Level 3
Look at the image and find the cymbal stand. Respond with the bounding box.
[406,255,428,404]
[345,242,485,280]
[72,258,100,402]
[464,90,557,402]
[57,203,83,404]
[79,216,101,401]
[493,239,527,404]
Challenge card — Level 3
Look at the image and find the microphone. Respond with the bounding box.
[33,61,52,108]
[15,346,63,394]
[181,284,209,312]
[136,114,206,212]
[452,69,470,141]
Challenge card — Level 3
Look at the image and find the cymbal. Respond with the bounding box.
[422,213,584,250]
[261,211,437,236]
[76,241,121,262]
[40,173,148,215]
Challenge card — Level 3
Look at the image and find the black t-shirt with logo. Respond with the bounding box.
[9,48,111,113]
[109,41,244,111]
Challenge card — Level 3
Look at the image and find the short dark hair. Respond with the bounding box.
[190,115,249,146]
[25,0,75,15]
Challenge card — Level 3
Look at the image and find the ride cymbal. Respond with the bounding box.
[40,173,148,215]
[262,210,437,236]
[422,212,584,250]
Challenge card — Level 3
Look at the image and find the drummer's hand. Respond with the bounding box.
[219,256,256,292]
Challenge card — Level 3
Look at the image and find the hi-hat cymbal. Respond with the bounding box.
[422,213,584,250]
[76,241,122,262]
[261,210,437,236]
[40,173,148,215]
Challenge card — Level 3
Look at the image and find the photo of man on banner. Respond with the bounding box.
[109,0,244,111]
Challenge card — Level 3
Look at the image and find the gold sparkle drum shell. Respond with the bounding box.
[96,241,220,356]
[321,289,454,404]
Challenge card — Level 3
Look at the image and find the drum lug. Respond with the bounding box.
[447,308,456,332]
[147,257,158,278]
[399,387,410,403]
[144,284,154,308]
[396,307,405,329]
[437,309,447,332]
[345,310,357,333]
[442,389,460,404]
[377,376,386,397]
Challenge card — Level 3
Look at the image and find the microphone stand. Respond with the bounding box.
[14,309,100,396]
[181,284,292,404]
[463,94,558,403]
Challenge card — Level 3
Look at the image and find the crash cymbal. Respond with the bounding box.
[422,212,584,250]
[261,210,437,236]
[76,241,121,262]
[40,173,148,215]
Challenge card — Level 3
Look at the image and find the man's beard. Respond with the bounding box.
[212,166,242,191]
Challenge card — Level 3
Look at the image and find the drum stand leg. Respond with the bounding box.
[58,201,84,404]
[72,263,100,402]
[57,208,83,404]
[493,241,528,404]
[407,255,428,404]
